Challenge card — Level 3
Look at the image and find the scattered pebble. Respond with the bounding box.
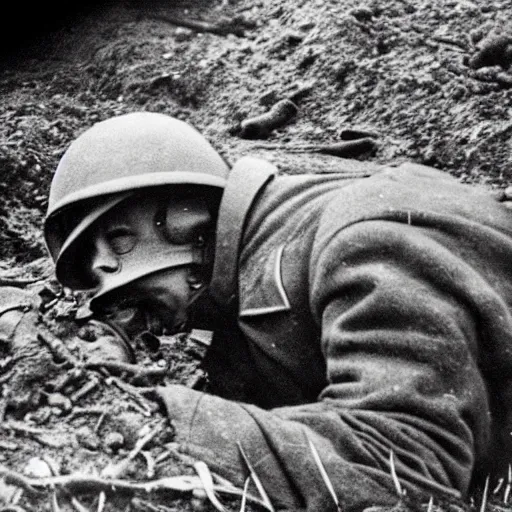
[283,30,305,45]
[77,325,97,342]
[469,34,512,69]
[349,6,374,22]
[504,186,512,200]
[45,392,73,413]
[104,431,125,452]
[23,457,53,478]
[174,27,193,42]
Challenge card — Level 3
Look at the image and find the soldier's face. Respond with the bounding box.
[83,196,195,336]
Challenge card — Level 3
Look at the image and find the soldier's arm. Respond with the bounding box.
[157,213,505,511]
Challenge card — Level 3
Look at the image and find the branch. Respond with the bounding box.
[149,13,247,37]
[0,464,270,510]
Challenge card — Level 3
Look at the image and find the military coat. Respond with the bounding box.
[158,158,512,511]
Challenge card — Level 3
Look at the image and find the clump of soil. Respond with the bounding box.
[1,0,512,510]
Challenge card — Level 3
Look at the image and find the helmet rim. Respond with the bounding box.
[46,171,226,222]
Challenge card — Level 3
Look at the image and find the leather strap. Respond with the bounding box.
[210,157,276,309]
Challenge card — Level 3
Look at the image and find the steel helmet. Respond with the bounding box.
[44,111,229,291]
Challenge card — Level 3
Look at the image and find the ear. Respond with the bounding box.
[157,197,213,245]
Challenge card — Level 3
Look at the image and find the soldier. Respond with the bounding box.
[44,111,512,512]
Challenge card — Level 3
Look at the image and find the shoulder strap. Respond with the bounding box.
[210,157,276,310]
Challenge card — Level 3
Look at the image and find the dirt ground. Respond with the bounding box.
[1,0,512,510]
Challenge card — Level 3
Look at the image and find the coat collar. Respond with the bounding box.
[209,157,276,309]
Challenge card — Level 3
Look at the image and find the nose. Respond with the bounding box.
[91,237,120,276]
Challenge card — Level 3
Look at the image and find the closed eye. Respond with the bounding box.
[106,227,136,255]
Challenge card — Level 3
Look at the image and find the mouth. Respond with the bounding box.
[96,295,188,339]
[143,306,187,336]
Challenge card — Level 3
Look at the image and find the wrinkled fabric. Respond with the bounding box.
[158,162,512,511]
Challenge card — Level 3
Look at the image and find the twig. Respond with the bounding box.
[1,420,69,448]
[37,332,78,367]
[2,420,52,436]
[70,376,100,403]
[237,442,275,512]
[194,461,228,512]
[480,476,489,512]
[84,361,167,381]
[0,464,268,507]
[155,450,172,465]
[307,436,342,512]
[149,12,247,37]
[68,407,107,421]
[505,464,512,504]
[431,36,469,51]
[48,367,85,393]
[0,302,32,316]
[389,450,404,497]
[493,478,504,495]
[70,497,92,512]
[94,412,107,434]
[130,498,175,511]
[107,376,157,417]
[140,451,156,479]
[96,491,106,512]
[51,486,62,512]
[240,477,250,512]
[0,368,15,384]
[427,496,434,512]
[0,464,42,495]
[0,277,43,288]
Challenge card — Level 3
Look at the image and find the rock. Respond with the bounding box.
[77,324,97,342]
[504,185,512,200]
[469,34,512,69]
[283,30,304,45]
[175,27,193,42]
[45,392,73,412]
[349,7,374,22]
[104,431,125,452]
[24,457,53,478]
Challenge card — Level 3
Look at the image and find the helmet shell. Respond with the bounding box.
[44,112,229,276]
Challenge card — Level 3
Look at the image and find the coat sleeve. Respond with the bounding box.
[157,215,502,512]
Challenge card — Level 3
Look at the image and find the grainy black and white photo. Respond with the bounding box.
[1,1,512,511]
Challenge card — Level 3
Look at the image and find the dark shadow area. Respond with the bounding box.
[0,2,107,59]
